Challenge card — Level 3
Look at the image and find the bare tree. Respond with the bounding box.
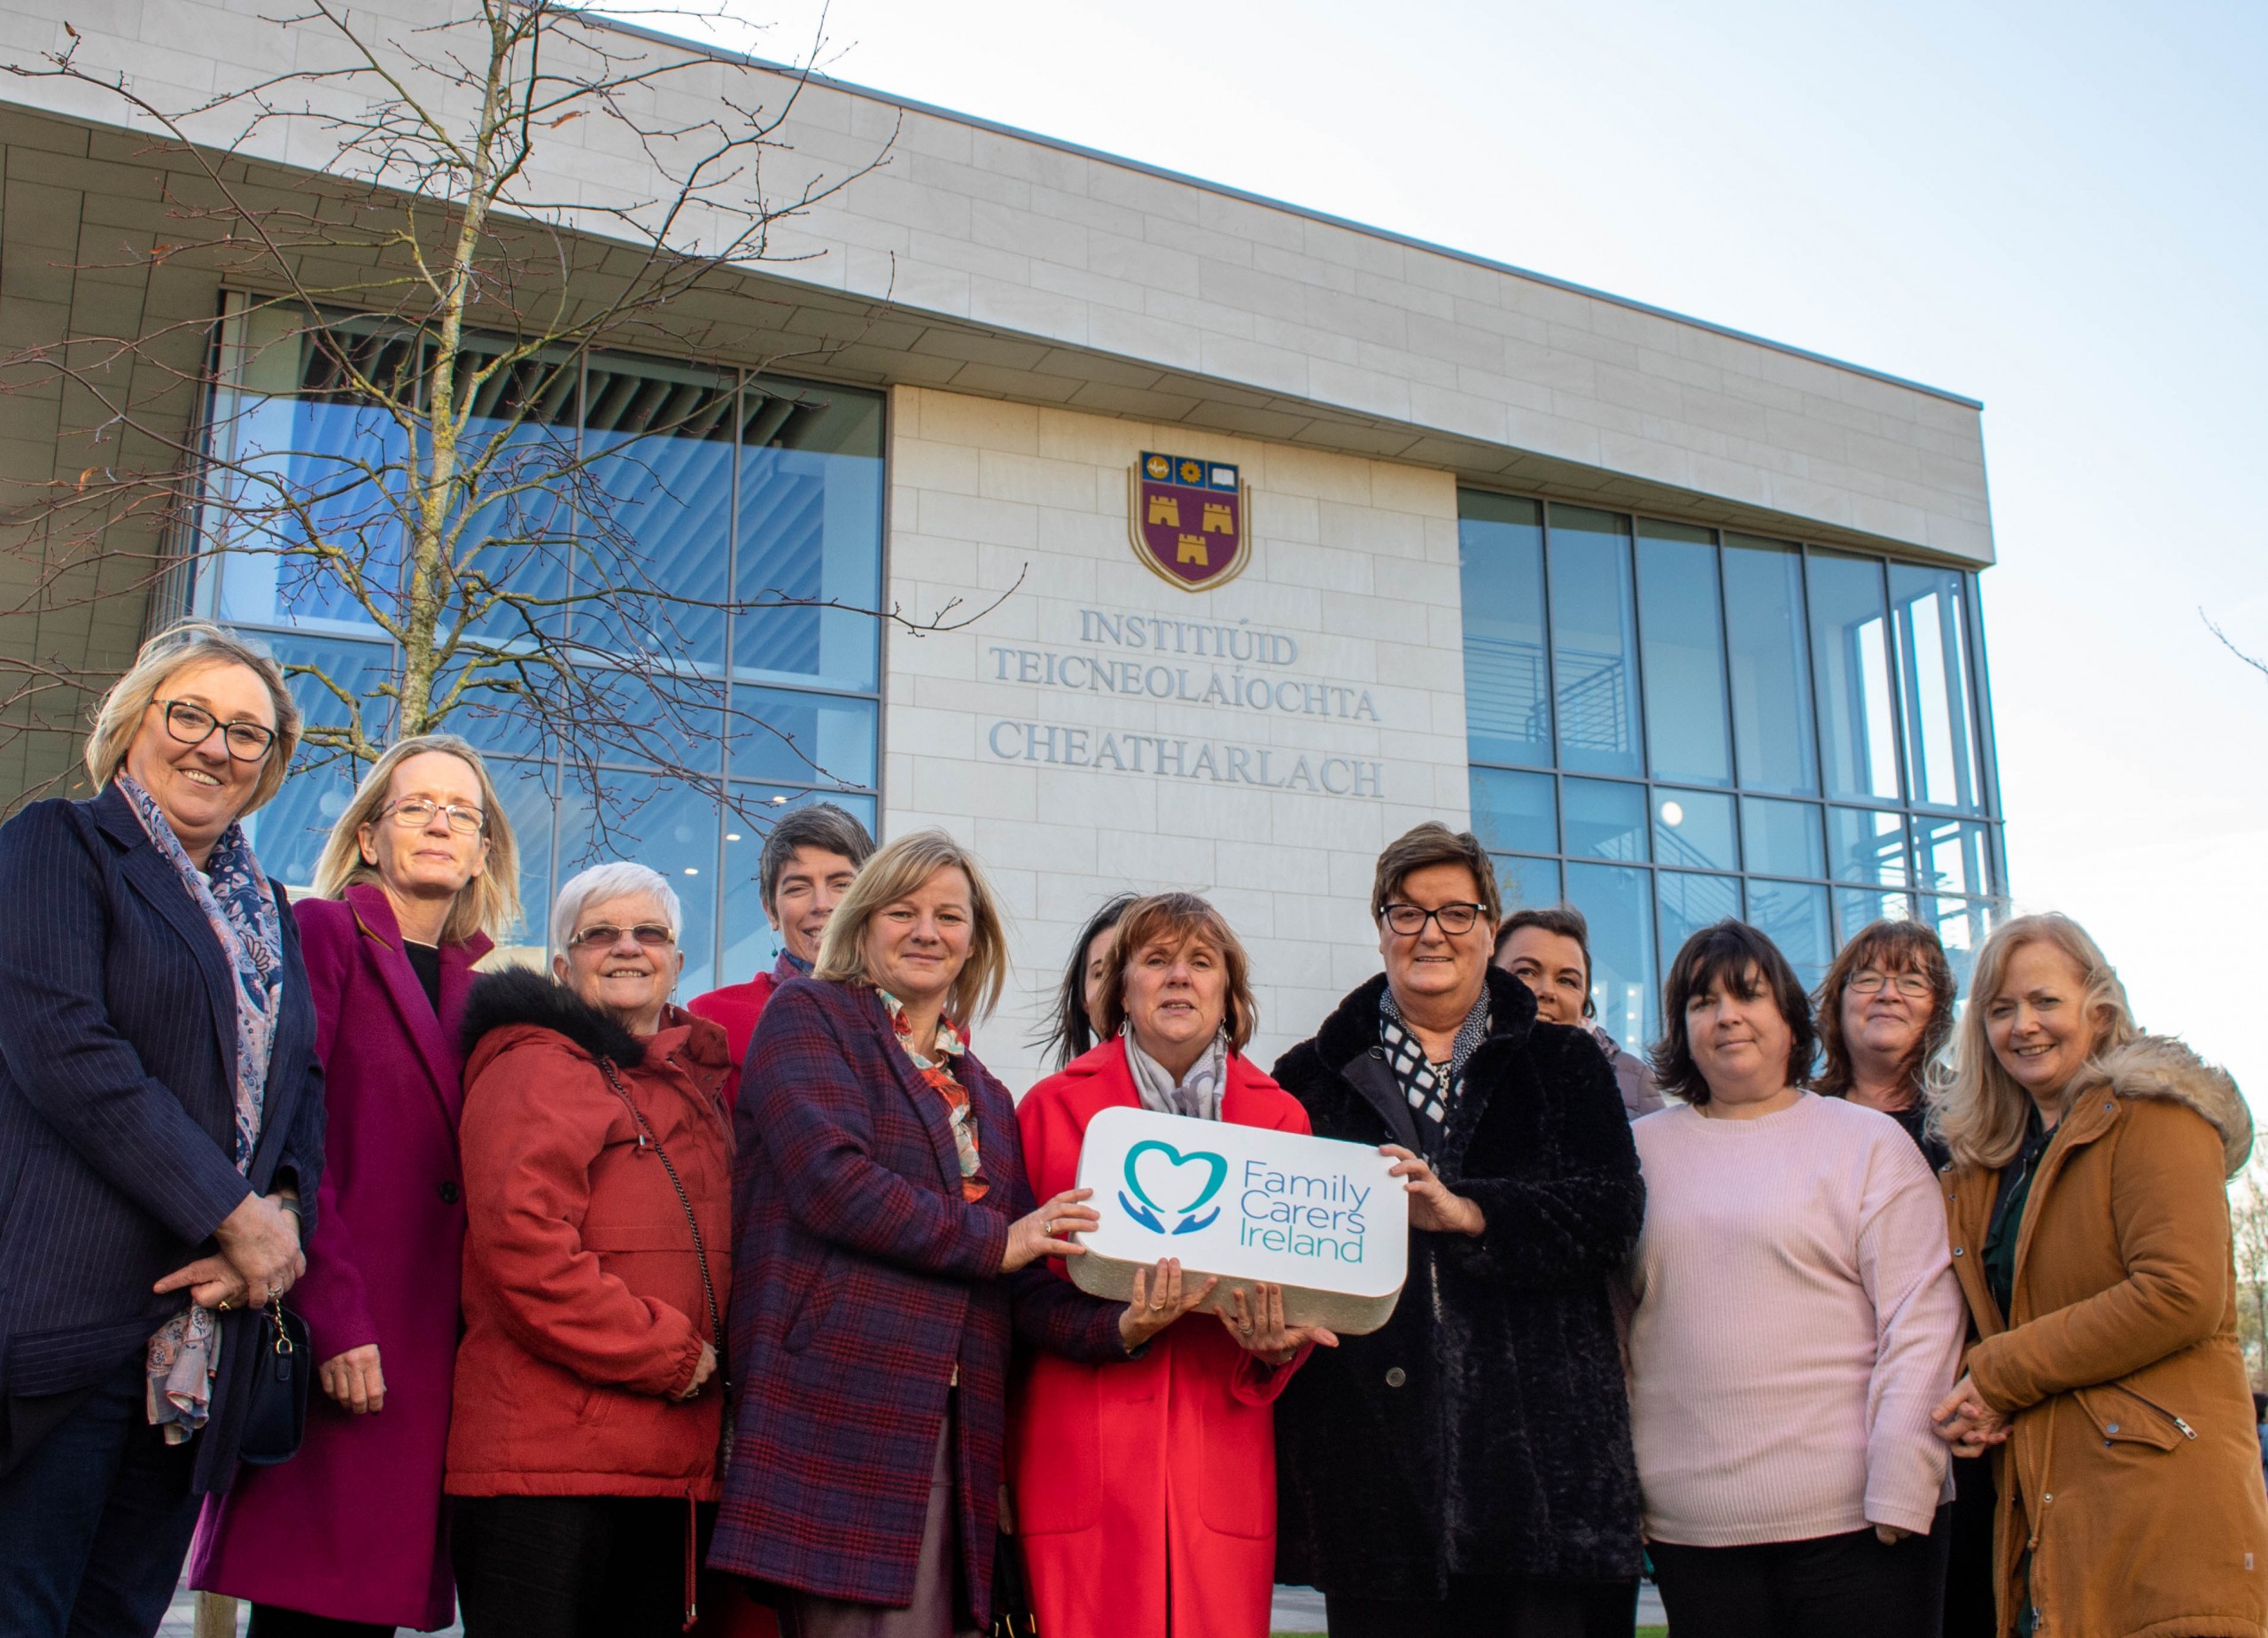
[0,1,998,825]
[2202,609,2268,686]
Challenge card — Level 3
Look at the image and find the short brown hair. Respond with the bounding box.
[758,802,874,914]
[1371,822,1501,928]
[1651,920,1817,1106]
[1096,892,1258,1052]
[85,620,301,813]
[813,828,1010,1023]
[1813,920,1956,1099]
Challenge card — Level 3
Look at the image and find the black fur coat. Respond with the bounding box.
[1270,966,1645,1598]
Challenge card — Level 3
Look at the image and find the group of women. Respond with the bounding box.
[0,619,2264,1638]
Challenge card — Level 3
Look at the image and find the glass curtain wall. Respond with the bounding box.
[192,304,883,988]
[1460,493,2004,1052]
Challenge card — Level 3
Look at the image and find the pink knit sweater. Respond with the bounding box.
[1627,1092,1964,1546]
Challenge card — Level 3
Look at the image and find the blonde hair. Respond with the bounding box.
[84,620,301,813]
[1932,912,2140,1171]
[814,828,1009,1024]
[311,735,523,946]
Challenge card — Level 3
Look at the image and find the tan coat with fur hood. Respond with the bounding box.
[1944,1036,2268,1638]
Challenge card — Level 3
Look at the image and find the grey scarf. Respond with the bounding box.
[1124,1030,1229,1122]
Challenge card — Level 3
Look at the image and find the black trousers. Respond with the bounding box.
[1324,1574,1589,1638]
[1650,1505,1953,1638]
[452,1494,711,1638]
[1942,1455,1999,1638]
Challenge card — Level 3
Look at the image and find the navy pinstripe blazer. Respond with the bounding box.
[0,785,324,1492]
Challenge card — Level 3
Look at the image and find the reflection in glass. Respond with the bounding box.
[242,761,355,895]
[1565,863,1656,1052]
[553,773,721,997]
[1742,797,1826,880]
[1548,507,1643,777]
[1834,888,1915,946]
[1493,855,1562,917]
[1722,538,1818,795]
[1564,779,1649,862]
[1891,565,1984,812]
[1807,552,1901,801]
[1635,522,1732,786]
[578,358,737,664]
[1459,493,1551,767]
[1747,880,1832,990]
[1921,897,1991,990]
[1470,767,1557,857]
[719,787,879,983]
[1828,806,1909,887]
[1658,872,1743,966]
[1653,788,1737,872]
[728,688,879,789]
[734,380,885,692]
[484,758,562,956]
[1915,816,1992,899]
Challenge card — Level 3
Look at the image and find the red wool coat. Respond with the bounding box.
[688,951,801,1114]
[447,970,734,1500]
[1011,1039,1312,1638]
[190,886,490,1630]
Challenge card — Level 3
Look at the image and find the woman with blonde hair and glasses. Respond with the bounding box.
[1928,912,2268,1637]
[191,734,521,1636]
[0,621,324,1638]
[713,831,1178,1637]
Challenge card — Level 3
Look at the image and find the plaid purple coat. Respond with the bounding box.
[710,977,1127,1619]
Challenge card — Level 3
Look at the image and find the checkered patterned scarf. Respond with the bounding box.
[1378,985,1491,1153]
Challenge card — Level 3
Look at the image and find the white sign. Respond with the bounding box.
[1068,1106,1408,1335]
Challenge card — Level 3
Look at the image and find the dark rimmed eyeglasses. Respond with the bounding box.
[152,698,276,761]
[380,797,486,836]
[567,923,676,951]
[1849,969,1934,998]
[1379,901,1486,937]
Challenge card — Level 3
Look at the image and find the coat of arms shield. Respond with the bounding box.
[1130,452,1249,593]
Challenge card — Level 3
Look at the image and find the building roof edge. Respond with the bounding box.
[594,14,1985,414]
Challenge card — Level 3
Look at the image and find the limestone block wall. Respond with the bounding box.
[884,385,1468,1091]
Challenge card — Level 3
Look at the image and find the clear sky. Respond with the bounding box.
[707,0,2268,1104]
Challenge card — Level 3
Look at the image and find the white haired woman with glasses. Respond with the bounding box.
[0,622,324,1638]
[190,734,521,1637]
[447,863,734,1637]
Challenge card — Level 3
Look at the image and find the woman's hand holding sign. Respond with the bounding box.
[1006,1187,1102,1272]
[1219,1282,1339,1368]
[1120,1257,1216,1350]
[1381,1145,1486,1237]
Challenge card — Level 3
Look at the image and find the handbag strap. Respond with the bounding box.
[597,1058,725,1385]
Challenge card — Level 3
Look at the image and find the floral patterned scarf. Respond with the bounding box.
[117,772,284,1441]
[877,988,987,1202]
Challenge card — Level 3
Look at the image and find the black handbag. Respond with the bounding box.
[236,1296,311,1466]
[990,1527,1037,1638]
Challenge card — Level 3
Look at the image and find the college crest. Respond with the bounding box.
[1130,451,1250,593]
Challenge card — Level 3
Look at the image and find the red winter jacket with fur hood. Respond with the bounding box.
[447,968,734,1500]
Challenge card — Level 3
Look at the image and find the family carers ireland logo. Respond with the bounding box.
[1130,451,1250,593]
[1119,1138,1227,1236]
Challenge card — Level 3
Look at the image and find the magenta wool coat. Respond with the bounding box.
[190,884,492,1629]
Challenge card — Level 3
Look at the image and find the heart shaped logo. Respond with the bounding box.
[1125,1140,1227,1215]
